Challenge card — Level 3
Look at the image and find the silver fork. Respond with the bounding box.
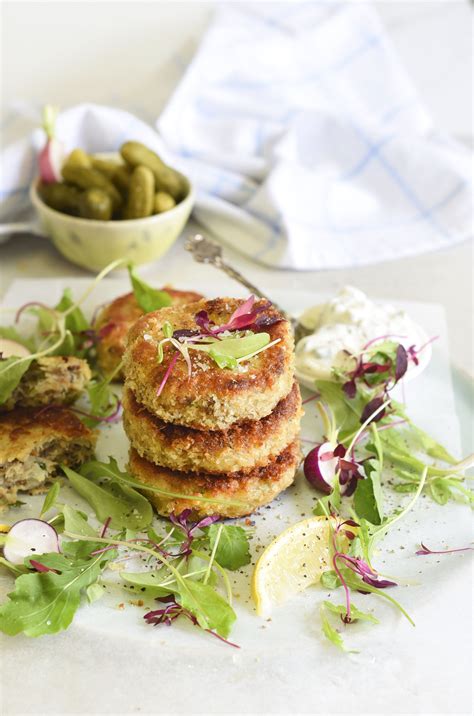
[184,233,311,343]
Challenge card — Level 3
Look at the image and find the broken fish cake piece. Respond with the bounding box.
[0,406,97,507]
[0,356,91,411]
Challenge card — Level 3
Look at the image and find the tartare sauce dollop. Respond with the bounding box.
[295,286,426,382]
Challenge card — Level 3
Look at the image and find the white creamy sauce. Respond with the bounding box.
[295,286,425,381]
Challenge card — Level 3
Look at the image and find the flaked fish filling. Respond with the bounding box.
[0,440,92,506]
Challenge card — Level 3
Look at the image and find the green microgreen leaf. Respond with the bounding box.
[320,603,357,653]
[128,264,172,313]
[322,600,379,624]
[162,321,173,338]
[204,524,251,571]
[208,350,238,370]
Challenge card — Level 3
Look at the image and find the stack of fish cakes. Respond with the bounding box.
[122,297,302,518]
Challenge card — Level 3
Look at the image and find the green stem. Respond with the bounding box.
[203,524,223,585]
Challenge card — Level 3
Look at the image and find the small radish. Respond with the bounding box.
[304,441,340,494]
[3,519,60,565]
[0,338,31,359]
[38,105,64,184]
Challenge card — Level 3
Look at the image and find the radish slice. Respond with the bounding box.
[38,105,64,184]
[39,138,64,184]
[3,519,60,565]
[304,441,339,494]
[0,338,31,358]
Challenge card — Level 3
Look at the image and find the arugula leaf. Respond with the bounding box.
[35,289,91,358]
[62,465,153,531]
[128,265,172,313]
[81,457,247,510]
[392,483,419,493]
[39,481,61,517]
[429,478,452,505]
[314,380,362,441]
[124,566,236,637]
[121,570,175,599]
[388,410,457,465]
[204,524,251,570]
[322,600,379,624]
[0,557,28,577]
[173,580,236,637]
[62,504,97,537]
[354,468,384,524]
[313,479,341,517]
[0,548,113,636]
[55,288,89,335]
[86,375,119,422]
[0,357,32,405]
[354,429,384,525]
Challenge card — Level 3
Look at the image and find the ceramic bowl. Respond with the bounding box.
[29,163,194,272]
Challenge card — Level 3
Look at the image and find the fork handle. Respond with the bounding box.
[215,257,295,326]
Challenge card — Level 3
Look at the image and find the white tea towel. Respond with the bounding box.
[1,3,472,269]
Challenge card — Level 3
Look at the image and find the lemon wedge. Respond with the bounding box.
[252,516,334,616]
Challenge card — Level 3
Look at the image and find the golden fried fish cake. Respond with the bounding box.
[94,288,203,376]
[0,406,97,506]
[123,297,295,430]
[128,439,301,519]
[123,382,302,474]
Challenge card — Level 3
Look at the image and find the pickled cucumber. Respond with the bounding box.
[38,181,81,214]
[120,141,184,200]
[91,157,120,178]
[38,141,186,221]
[112,164,132,194]
[64,148,91,169]
[79,188,113,221]
[124,165,155,219]
[61,165,122,209]
[154,191,176,214]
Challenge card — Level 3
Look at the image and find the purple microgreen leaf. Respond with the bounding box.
[360,396,388,424]
[343,379,357,399]
[29,559,60,574]
[172,329,200,340]
[156,351,179,397]
[416,542,473,556]
[395,344,408,381]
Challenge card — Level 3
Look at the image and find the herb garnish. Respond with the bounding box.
[0,476,251,641]
[154,296,282,394]
[301,337,473,649]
